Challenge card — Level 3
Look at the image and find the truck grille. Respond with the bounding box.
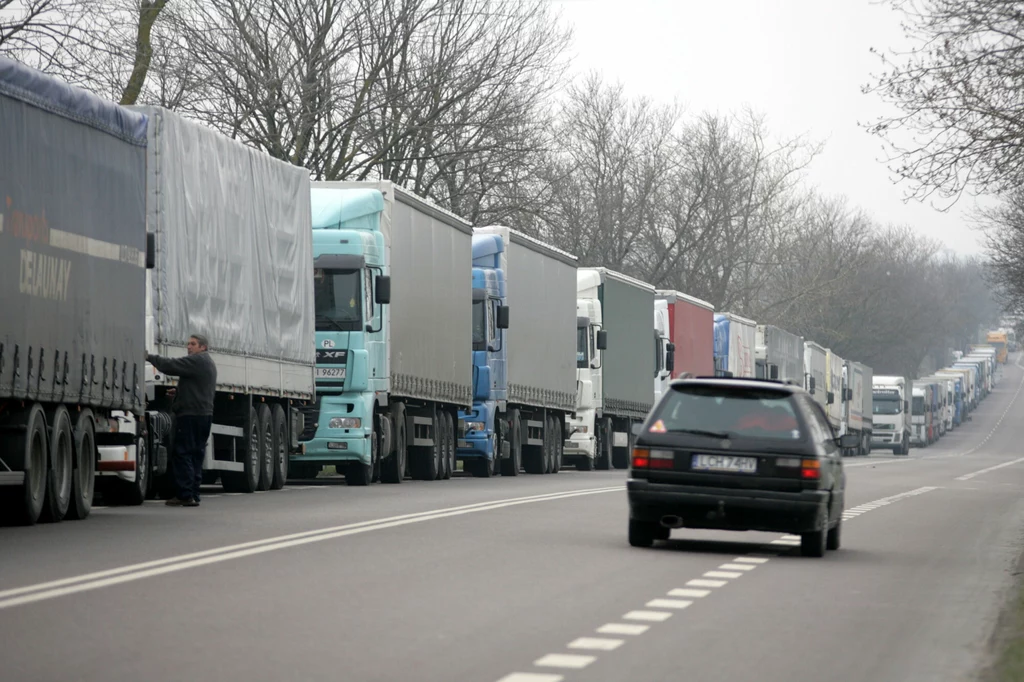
[297,397,322,442]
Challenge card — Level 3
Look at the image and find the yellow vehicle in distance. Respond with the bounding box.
[986,331,1009,364]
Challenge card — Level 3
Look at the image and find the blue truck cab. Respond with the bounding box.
[457,234,510,468]
[293,187,391,484]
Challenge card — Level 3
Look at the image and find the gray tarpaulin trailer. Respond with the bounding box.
[0,57,150,524]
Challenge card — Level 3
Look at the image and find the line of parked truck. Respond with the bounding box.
[870,342,1006,454]
[0,58,1006,527]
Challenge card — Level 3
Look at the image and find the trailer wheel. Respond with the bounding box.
[381,404,406,484]
[115,435,148,506]
[500,410,521,476]
[443,411,456,480]
[256,404,273,491]
[410,409,440,481]
[225,407,261,492]
[270,405,288,490]
[66,409,95,520]
[544,415,556,474]
[552,418,562,474]
[2,403,48,525]
[40,405,73,522]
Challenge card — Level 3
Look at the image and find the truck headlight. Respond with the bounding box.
[465,421,485,432]
[328,417,361,429]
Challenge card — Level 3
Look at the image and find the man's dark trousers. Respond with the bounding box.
[173,415,213,502]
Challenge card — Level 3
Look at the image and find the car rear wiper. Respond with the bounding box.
[666,428,732,439]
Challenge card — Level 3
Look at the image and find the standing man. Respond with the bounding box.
[147,334,217,507]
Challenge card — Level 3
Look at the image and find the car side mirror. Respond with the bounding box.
[665,343,675,374]
[596,330,608,350]
[837,433,859,449]
[497,305,510,330]
[375,275,391,304]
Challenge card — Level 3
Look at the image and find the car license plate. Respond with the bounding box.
[691,454,757,473]
[315,367,346,379]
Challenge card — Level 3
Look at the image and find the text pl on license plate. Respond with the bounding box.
[691,454,757,473]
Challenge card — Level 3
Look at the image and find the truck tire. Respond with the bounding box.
[381,406,406,484]
[552,418,562,473]
[224,407,260,493]
[66,409,96,520]
[256,404,274,491]
[441,411,454,480]
[346,428,374,486]
[2,403,48,525]
[500,410,521,476]
[524,415,545,475]
[270,405,288,490]
[40,405,73,522]
[115,436,149,506]
[410,411,440,481]
[596,418,613,470]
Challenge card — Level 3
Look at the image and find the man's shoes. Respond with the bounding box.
[166,497,200,507]
[183,499,200,507]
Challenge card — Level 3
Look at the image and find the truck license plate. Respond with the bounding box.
[691,454,757,473]
[315,367,346,379]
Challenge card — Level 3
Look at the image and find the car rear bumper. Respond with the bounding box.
[627,479,830,533]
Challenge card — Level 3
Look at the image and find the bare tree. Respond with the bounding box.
[865,0,1024,204]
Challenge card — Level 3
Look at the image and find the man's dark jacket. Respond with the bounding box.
[147,352,217,417]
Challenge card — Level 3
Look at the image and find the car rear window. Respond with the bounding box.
[649,384,802,440]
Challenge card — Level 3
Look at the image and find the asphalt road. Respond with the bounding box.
[2,359,1024,682]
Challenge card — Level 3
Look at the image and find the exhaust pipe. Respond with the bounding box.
[660,515,684,529]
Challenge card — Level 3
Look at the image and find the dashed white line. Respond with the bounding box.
[597,623,649,635]
[668,588,711,598]
[645,599,692,609]
[497,674,564,682]
[956,456,1024,481]
[534,654,596,669]
[567,637,624,651]
[704,570,743,579]
[733,556,770,564]
[623,610,673,622]
[686,578,727,588]
[719,563,756,571]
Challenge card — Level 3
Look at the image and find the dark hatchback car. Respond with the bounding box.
[627,377,855,557]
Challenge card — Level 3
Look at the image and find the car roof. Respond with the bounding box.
[667,376,806,395]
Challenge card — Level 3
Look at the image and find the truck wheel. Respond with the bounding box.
[442,411,454,480]
[524,415,545,475]
[500,410,521,476]
[270,405,288,490]
[490,417,503,476]
[550,416,561,474]
[40,405,73,522]
[66,409,96,520]
[346,430,374,486]
[3,404,48,525]
[116,436,149,506]
[381,406,406,484]
[410,411,440,481]
[371,414,383,483]
[596,418,613,470]
[256,404,273,492]
[225,407,261,493]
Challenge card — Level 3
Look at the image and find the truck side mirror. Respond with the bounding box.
[375,275,391,304]
[769,365,779,380]
[904,400,910,413]
[827,391,835,405]
[497,305,510,330]
[665,343,675,374]
[808,377,816,394]
[596,330,608,350]
[146,232,156,269]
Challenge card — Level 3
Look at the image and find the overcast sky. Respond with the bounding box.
[550,0,990,256]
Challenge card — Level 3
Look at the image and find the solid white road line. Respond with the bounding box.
[0,486,622,611]
[567,637,624,651]
[597,623,649,635]
[956,456,1024,481]
[623,610,673,622]
[533,654,596,669]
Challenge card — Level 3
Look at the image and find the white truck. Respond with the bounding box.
[120,105,315,499]
[803,341,829,416]
[842,361,873,456]
[567,268,655,470]
[755,325,804,384]
[872,375,911,455]
[824,349,845,434]
[654,299,674,403]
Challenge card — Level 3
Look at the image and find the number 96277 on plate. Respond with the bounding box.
[315,367,346,379]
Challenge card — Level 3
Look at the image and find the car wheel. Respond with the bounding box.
[800,508,828,558]
[628,519,656,548]
[827,518,842,551]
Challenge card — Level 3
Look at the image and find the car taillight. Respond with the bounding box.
[632,448,649,468]
[801,459,821,479]
[649,449,674,469]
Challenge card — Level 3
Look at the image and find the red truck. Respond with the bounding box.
[654,290,715,400]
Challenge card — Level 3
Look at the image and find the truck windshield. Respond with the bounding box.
[912,396,924,415]
[473,300,486,351]
[314,269,362,331]
[872,396,901,415]
[577,327,588,368]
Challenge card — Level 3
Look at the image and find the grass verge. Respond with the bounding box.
[982,561,1024,681]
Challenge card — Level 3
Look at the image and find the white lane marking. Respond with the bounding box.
[668,588,711,598]
[567,637,624,651]
[771,539,800,545]
[623,610,673,622]
[733,557,769,564]
[646,599,692,609]
[719,563,756,571]
[224,492,243,496]
[92,506,108,510]
[780,534,801,540]
[597,623,649,635]
[533,654,596,669]
[0,486,622,610]
[497,674,564,682]
[957,457,1024,481]
[704,571,743,579]
[687,579,727,588]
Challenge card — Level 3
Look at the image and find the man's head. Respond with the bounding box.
[187,334,209,355]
